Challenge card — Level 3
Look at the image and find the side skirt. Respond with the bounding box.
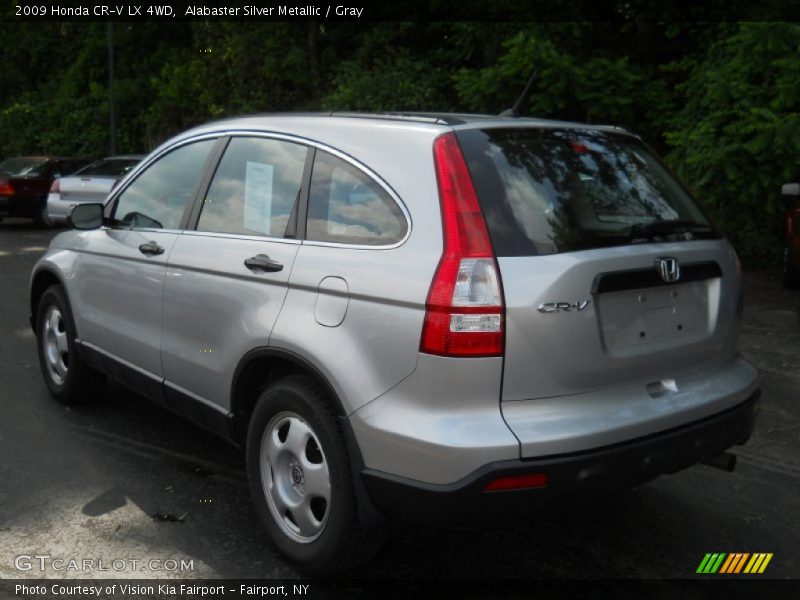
[77,340,236,444]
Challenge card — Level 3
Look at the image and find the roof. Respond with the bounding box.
[165,112,635,159]
[210,110,626,128]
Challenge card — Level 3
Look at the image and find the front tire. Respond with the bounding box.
[246,375,385,574]
[36,285,106,404]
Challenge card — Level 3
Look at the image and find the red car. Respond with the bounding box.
[0,156,90,226]
[782,181,800,288]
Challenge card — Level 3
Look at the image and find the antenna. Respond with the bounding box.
[499,70,538,118]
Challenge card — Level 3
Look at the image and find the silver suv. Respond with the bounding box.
[30,113,760,573]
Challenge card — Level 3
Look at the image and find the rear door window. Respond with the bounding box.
[196,137,308,238]
[456,128,717,256]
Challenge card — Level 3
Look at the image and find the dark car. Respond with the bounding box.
[781,181,800,288]
[0,156,90,226]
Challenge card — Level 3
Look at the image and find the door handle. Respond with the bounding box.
[244,254,283,273]
[138,241,165,256]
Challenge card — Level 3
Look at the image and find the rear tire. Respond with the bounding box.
[246,375,385,574]
[782,247,800,289]
[35,285,106,404]
[33,203,54,228]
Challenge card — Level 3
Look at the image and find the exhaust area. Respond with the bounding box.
[701,452,737,472]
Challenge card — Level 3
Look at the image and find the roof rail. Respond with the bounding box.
[332,112,457,125]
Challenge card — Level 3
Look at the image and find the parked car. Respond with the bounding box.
[29,113,760,573]
[0,156,90,226]
[47,155,145,224]
[781,181,800,288]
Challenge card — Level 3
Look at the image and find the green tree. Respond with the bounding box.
[666,22,800,265]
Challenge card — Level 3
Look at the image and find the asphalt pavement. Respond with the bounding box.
[0,218,798,580]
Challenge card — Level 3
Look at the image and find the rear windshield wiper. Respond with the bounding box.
[629,219,710,243]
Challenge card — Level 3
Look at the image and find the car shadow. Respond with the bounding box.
[54,381,702,580]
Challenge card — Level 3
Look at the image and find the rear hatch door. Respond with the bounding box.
[456,126,741,401]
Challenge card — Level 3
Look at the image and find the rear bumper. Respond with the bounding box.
[361,389,760,523]
[46,194,72,223]
[0,194,43,218]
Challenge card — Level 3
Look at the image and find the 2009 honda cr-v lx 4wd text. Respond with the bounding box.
[30,112,760,573]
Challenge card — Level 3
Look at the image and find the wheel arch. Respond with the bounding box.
[230,347,347,447]
[30,267,66,334]
[231,346,386,528]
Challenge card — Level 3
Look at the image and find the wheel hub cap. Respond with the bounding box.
[260,412,331,544]
[42,305,68,385]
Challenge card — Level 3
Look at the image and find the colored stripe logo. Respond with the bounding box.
[697,553,773,574]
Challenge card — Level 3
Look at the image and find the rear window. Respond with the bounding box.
[77,158,141,177]
[0,157,50,177]
[456,128,718,256]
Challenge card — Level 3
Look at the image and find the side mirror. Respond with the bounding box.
[781,182,800,196]
[68,203,105,230]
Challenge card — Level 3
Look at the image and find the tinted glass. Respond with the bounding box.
[76,158,141,177]
[0,157,50,177]
[54,160,87,178]
[307,151,407,246]
[457,128,717,256]
[112,140,215,230]
[197,137,307,238]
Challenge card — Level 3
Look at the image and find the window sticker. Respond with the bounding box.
[244,161,274,234]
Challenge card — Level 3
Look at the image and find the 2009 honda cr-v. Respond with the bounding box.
[30,112,760,573]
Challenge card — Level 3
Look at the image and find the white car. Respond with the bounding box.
[47,155,143,224]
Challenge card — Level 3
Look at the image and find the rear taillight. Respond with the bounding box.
[49,179,60,193]
[0,180,13,196]
[419,133,505,358]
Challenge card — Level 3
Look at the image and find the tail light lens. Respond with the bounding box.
[0,180,13,196]
[420,133,505,357]
[49,179,60,193]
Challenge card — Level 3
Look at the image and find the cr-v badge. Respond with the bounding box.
[537,301,590,313]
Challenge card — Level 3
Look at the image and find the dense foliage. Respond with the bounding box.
[1,20,798,265]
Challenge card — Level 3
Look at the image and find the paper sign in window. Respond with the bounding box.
[244,161,274,234]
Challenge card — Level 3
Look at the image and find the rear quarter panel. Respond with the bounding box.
[270,126,444,415]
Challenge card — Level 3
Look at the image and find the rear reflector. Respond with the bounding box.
[420,133,505,357]
[484,473,548,492]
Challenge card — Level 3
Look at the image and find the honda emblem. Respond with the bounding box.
[654,257,680,282]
